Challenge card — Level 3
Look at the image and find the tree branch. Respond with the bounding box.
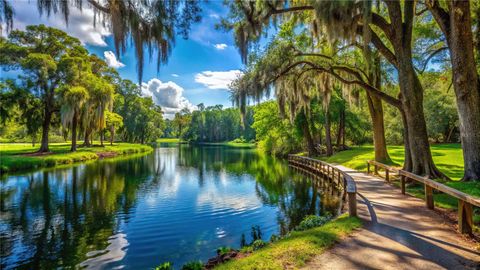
[87,0,110,14]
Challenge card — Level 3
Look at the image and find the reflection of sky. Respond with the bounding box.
[111,147,280,269]
[0,146,336,270]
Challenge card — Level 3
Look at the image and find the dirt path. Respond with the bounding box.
[303,166,480,270]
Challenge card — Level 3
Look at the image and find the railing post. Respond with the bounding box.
[367,162,370,174]
[348,191,357,217]
[386,169,389,182]
[374,164,378,175]
[458,200,473,235]
[425,184,434,209]
[401,175,406,195]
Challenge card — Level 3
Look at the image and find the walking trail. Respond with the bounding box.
[303,165,480,270]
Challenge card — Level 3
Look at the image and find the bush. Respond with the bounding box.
[251,239,266,250]
[217,246,233,255]
[232,137,246,143]
[295,215,332,231]
[155,262,173,270]
[181,261,203,270]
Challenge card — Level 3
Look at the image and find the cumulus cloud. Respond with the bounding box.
[214,43,227,50]
[5,1,110,46]
[171,74,179,77]
[141,78,195,119]
[194,70,242,90]
[104,51,125,68]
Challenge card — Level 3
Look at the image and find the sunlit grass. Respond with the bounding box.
[215,215,361,270]
[0,142,152,174]
[317,144,480,219]
[156,138,183,143]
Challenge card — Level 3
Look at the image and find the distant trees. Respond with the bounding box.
[0,25,166,150]
[173,104,255,143]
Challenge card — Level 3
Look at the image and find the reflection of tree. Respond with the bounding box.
[177,145,342,234]
[0,154,158,268]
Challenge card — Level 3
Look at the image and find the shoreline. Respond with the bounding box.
[0,143,153,175]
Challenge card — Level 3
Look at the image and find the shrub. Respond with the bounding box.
[181,261,203,270]
[295,215,332,231]
[217,246,233,255]
[251,239,266,250]
[155,262,173,270]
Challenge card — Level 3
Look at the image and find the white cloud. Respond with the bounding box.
[171,74,179,77]
[104,51,125,68]
[209,13,220,19]
[141,78,195,119]
[214,43,228,50]
[6,1,110,46]
[194,70,242,90]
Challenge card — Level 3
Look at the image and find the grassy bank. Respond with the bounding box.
[316,144,480,220]
[156,138,256,148]
[0,142,152,174]
[216,215,361,270]
[156,138,184,143]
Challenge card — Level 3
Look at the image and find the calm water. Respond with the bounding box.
[0,145,343,269]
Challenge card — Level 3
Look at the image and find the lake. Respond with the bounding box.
[0,144,343,269]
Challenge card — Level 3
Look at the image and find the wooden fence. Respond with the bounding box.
[367,160,480,235]
[288,155,357,217]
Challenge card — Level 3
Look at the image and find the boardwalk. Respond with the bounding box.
[304,165,480,270]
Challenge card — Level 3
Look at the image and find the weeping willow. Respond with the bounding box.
[28,0,201,82]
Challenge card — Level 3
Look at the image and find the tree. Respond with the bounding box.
[225,1,448,178]
[0,25,87,152]
[427,0,480,181]
[60,86,89,151]
[105,111,123,145]
[25,0,202,82]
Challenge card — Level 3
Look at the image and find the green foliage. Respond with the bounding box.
[154,262,173,270]
[181,261,203,270]
[115,80,165,144]
[251,239,267,251]
[252,101,301,156]
[217,246,234,255]
[182,104,255,143]
[0,143,152,174]
[295,215,332,231]
[216,215,362,270]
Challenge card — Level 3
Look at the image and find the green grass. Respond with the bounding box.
[191,141,256,148]
[0,142,152,174]
[156,138,183,143]
[216,215,361,270]
[316,144,480,220]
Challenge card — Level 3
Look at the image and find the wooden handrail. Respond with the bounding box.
[367,160,479,235]
[288,155,357,217]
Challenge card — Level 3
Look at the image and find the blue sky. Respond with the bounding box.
[2,1,244,118]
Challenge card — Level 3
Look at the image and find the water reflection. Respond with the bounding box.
[1,145,342,269]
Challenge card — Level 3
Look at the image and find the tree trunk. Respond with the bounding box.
[100,129,104,147]
[325,109,333,156]
[83,129,91,147]
[301,111,316,156]
[446,0,480,181]
[38,107,52,153]
[70,110,78,152]
[110,126,114,146]
[397,59,447,179]
[336,106,345,149]
[366,92,391,163]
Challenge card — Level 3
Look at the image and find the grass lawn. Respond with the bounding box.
[156,138,183,143]
[0,142,152,174]
[216,215,362,270]
[317,143,480,222]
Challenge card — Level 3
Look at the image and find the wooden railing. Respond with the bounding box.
[367,160,480,235]
[288,155,357,217]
